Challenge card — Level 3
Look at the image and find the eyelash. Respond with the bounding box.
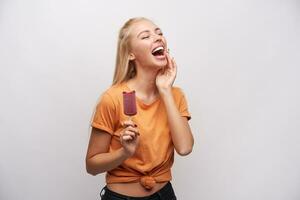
[142,33,163,39]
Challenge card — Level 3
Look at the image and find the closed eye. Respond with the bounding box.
[141,32,163,39]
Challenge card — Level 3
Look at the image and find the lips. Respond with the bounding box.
[151,45,165,57]
[151,44,165,54]
[152,46,164,54]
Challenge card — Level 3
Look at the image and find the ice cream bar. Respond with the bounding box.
[122,91,137,116]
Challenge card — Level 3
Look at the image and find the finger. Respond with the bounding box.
[171,57,177,71]
[121,130,135,139]
[122,120,137,128]
[166,53,173,69]
[166,48,170,54]
[124,130,137,138]
[166,52,171,63]
[122,135,133,141]
[126,126,140,136]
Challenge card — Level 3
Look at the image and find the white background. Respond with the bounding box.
[1,0,299,199]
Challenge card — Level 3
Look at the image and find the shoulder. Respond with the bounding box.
[103,83,123,98]
[171,86,186,97]
[170,86,188,105]
[97,83,124,107]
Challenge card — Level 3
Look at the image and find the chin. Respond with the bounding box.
[152,59,167,69]
[151,63,166,71]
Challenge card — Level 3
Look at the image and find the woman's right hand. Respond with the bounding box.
[120,120,140,157]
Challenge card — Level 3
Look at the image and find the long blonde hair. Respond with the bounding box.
[112,17,152,85]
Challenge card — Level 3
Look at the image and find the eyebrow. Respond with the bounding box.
[137,27,162,38]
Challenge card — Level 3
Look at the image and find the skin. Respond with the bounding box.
[85,19,194,197]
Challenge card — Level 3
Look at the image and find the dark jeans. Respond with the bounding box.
[100,182,177,200]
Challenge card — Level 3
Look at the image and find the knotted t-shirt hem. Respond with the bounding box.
[105,170,172,190]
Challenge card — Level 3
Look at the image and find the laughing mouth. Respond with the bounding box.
[152,46,165,56]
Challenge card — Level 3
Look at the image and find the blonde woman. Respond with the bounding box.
[86,17,194,200]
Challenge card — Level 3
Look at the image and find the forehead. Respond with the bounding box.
[130,20,160,36]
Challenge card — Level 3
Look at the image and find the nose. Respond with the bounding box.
[154,33,163,42]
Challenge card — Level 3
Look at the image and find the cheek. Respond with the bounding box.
[133,44,150,58]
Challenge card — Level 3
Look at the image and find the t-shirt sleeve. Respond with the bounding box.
[91,92,116,135]
[178,89,192,121]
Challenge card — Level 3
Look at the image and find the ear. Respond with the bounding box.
[129,53,136,61]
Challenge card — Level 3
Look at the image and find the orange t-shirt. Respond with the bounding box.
[91,81,191,189]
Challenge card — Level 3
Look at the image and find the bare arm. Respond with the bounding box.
[160,90,194,156]
[156,50,194,156]
[85,128,128,175]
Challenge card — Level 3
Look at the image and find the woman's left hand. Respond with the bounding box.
[155,51,177,93]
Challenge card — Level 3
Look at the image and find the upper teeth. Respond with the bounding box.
[152,46,164,53]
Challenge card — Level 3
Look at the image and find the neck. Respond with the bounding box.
[127,65,160,98]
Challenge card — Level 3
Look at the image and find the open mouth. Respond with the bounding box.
[151,46,165,57]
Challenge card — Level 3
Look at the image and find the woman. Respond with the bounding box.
[86,17,194,200]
